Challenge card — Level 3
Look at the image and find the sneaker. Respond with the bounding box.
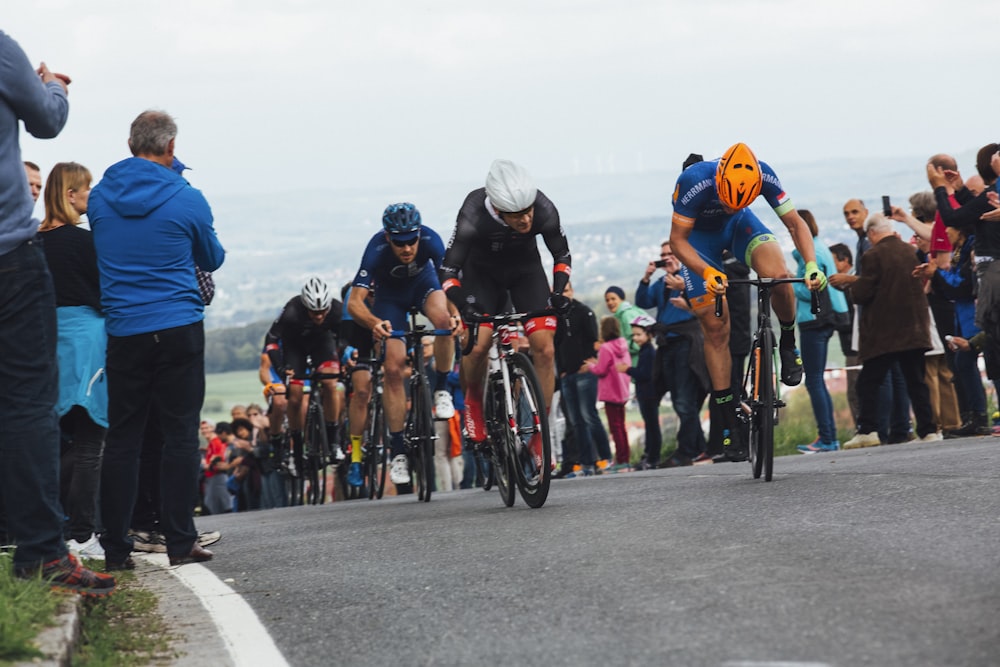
[330,445,346,465]
[918,431,943,443]
[553,463,580,479]
[581,465,596,477]
[67,534,105,560]
[347,461,363,487]
[16,553,116,597]
[130,529,166,553]
[433,390,455,420]
[691,452,714,465]
[779,344,803,386]
[796,439,840,454]
[658,456,692,469]
[105,556,136,572]
[390,454,410,485]
[197,530,222,548]
[608,462,631,472]
[463,392,487,443]
[595,459,610,471]
[842,432,881,450]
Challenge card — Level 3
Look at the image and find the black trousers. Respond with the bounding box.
[856,348,935,439]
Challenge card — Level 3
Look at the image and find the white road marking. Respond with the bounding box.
[139,553,289,667]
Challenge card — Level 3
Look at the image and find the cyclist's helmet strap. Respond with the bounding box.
[485,159,537,213]
[301,276,333,311]
[715,142,762,210]
[382,203,422,235]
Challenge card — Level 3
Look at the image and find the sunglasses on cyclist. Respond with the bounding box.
[390,237,418,248]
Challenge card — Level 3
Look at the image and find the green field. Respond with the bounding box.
[203,369,263,424]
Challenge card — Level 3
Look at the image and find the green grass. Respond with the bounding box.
[0,554,61,664]
[203,369,263,424]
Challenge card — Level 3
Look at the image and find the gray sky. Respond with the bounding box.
[8,1,999,198]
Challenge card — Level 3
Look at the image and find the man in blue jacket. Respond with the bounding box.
[91,110,225,571]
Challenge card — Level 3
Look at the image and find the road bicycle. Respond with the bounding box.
[287,359,341,504]
[357,352,389,500]
[716,275,818,481]
[388,309,455,502]
[464,310,553,508]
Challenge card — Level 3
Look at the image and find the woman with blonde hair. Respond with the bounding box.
[39,161,108,559]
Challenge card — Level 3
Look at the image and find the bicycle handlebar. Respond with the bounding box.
[714,274,821,318]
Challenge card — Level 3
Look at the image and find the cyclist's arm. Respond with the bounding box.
[347,285,390,339]
[669,213,711,279]
[536,193,572,294]
[439,213,476,308]
[264,304,293,372]
[779,209,817,266]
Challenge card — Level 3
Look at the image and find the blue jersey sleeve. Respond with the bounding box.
[352,233,384,290]
[419,226,446,270]
[759,161,794,216]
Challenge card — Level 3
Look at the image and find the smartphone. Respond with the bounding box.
[882,195,891,217]
[654,259,668,268]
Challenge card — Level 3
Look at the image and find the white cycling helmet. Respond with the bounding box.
[300,276,333,312]
[485,159,537,213]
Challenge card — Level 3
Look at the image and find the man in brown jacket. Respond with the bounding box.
[838,213,941,449]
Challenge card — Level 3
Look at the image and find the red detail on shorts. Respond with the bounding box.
[553,263,571,276]
[442,278,461,292]
[265,343,279,352]
[318,360,340,375]
[524,316,557,334]
[464,388,486,442]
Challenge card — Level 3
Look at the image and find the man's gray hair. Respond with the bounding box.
[129,110,177,156]
[864,212,893,235]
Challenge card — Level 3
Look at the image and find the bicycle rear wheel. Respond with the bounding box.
[749,328,776,481]
[508,352,552,508]
[485,380,515,507]
[409,380,435,502]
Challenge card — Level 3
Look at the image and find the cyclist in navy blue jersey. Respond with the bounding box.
[347,203,460,488]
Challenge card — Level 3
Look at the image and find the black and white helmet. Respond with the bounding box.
[485,159,537,213]
[300,276,333,312]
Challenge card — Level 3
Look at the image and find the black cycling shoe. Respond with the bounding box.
[779,344,803,386]
[719,427,748,462]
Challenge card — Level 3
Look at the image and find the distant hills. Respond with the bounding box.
[204,149,975,332]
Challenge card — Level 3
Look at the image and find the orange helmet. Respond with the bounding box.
[715,143,762,210]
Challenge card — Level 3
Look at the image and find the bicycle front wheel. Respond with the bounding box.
[508,352,552,508]
[485,379,515,507]
[304,404,328,504]
[410,380,435,502]
[749,328,776,481]
[365,398,388,500]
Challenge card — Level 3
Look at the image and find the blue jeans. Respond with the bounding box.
[100,322,205,562]
[0,240,68,568]
[800,325,837,443]
[660,336,707,460]
[560,372,610,465]
[259,471,287,509]
[953,349,987,415]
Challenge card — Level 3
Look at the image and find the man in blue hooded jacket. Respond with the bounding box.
[90,110,225,570]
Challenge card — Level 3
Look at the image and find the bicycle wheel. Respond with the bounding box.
[749,328,776,481]
[365,398,388,500]
[508,352,552,508]
[409,380,435,502]
[304,403,328,504]
[485,379,515,507]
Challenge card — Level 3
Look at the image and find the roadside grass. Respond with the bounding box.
[73,564,175,666]
[0,556,174,667]
[0,554,60,664]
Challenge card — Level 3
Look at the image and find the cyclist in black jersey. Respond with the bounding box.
[264,277,344,463]
[439,160,571,446]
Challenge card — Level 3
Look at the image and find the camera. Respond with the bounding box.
[654,259,669,268]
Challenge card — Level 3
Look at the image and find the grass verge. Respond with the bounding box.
[0,553,61,664]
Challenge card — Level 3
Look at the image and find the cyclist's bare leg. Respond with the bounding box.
[749,240,796,324]
[692,299,733,391]
[382,337,408,433]
[286,384,305,431]
[526,328,556,410]
[267,391,287,438]
[348,370,371,440]
[423,290,455,374]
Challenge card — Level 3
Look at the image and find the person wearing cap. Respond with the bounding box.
[347,203,460,489]
[603,285,648,367]
[90,110,224,570]
[440,159,572,451]
[635,240,710,466]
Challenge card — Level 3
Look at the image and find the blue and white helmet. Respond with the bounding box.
[382,203,422,242]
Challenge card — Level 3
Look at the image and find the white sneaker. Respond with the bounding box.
[67,534,105,560]
[390,454,410,485]
[842,432,881,450]
[434,390,455,420]
[919,431,943,443]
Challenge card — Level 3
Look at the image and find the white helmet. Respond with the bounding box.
[485,159,537,213]
[300,276,332,311]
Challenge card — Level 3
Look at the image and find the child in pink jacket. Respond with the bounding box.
[588,316,632,470]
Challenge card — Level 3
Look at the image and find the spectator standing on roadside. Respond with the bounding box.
[794,210,848,454]
[828,243,860,427]
[38,161,109,558]
[24,160,42,204]
[588,316,632,471]
[839,213,940,449]
[0,31,114,595]
[634,240,710,466]
[203,423,232,515]
[619,314,658,470]
[604,285,647,367]
[92,110,225,570]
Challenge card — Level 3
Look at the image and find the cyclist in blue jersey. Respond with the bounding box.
[347,203,461,488]
[669,143,826,461]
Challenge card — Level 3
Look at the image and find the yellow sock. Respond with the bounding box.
[351,435,363,463]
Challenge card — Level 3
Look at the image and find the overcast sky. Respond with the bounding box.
[7,1,999,198]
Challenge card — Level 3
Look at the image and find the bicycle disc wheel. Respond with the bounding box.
[508,352,552,508]
[485,380,515,507]
[410,380,435,502]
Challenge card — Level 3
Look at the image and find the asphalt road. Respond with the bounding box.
[193,438,1000,667]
